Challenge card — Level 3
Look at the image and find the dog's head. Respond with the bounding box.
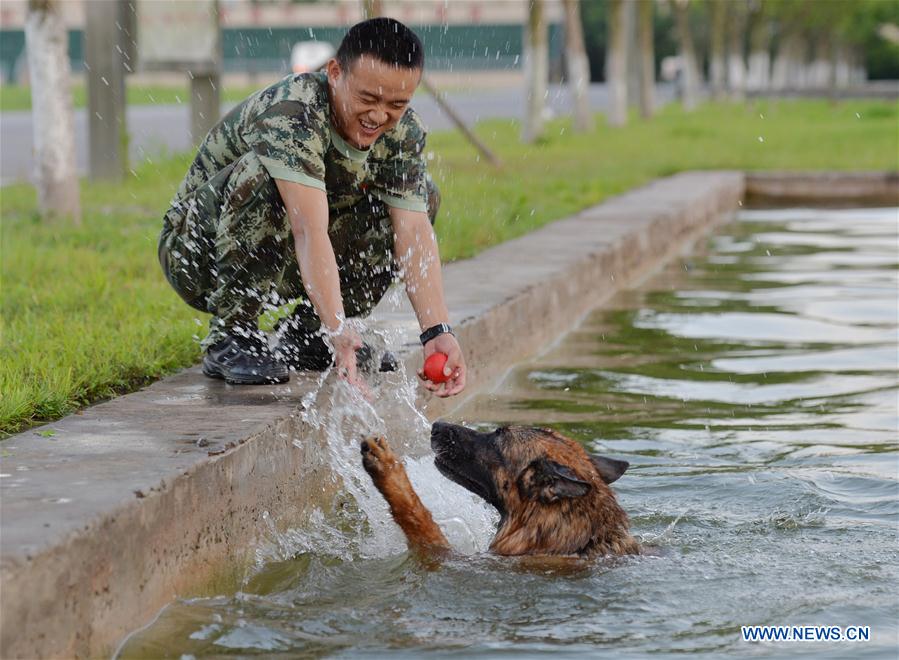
[431,422,635,557]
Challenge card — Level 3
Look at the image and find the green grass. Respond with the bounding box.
[1,99,896,436]
[0,81,441,112]
[0,83,266,112]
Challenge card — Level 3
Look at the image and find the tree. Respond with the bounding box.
[85,0,131,181]
[523,0,548,143]
[669,0,701,110]
[727,0,748,100]
[768,0,812,90]
[581,0,679,86]
[637,0,656,118]
[361,0,383,19]
[563,0,593,132]
[24,0,80,223]
[746,1,772,93]
[708,0,727,99]
[861,0,899,79]
[606,0,628,126]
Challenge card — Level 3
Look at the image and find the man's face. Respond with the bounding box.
[326,56,421,150]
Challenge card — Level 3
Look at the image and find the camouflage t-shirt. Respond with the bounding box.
[165,71,429,226]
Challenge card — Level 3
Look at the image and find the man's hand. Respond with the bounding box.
[331,325,370,395]
[418,333,466,397]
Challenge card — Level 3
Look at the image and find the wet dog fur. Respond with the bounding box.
[361,422,640,558]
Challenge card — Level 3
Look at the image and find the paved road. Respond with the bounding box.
[1,83,673,186]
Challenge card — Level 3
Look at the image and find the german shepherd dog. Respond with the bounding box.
[361,421,640,558]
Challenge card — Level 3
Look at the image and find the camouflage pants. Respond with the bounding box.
[158,151,440,349]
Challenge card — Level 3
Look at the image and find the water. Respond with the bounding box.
[118,208,898,658]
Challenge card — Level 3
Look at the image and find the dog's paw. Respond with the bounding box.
[361,436,398,478]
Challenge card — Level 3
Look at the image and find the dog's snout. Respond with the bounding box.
[431,421,453,435]
[431,421,457,443]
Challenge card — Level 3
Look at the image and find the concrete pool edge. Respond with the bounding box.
[4,170,888,658]
[746,171,899,206]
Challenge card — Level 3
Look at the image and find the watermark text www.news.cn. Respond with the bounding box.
[741,625,870,643]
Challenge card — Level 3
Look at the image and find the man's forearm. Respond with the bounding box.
[392,208,467,396]
[393,212,450,330]
[293,230,346,333]
[275,178,347,334]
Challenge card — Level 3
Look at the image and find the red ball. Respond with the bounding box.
[424,352,450,384]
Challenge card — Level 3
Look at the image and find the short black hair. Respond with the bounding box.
[336,18,424,71]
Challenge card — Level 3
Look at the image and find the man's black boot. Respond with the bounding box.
[202,333,290,385]
[355,343,399,373]
[274,326,333,371]
[275,321,398,373]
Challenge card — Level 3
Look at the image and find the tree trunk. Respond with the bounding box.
[625,0,640,112]
[809,37,833,90]
[670,0,700,111]
[709,0,726,100]
[563,0,593,132]
[791,33,809,89]
[726,0,747,101]
[825,41,839,97]
[770,41,787,90]
[522,0,548,143]
[361,0,383,20]
[25,0,80,223]
[605,0,628,126]
[85,0,129,180]
[850,48,866,84]
[746,12,770,92]
[772,31,805,91]
[636,0,655,118]
[833,43,851,89]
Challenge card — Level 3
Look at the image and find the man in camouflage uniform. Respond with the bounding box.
[159,18,466,395]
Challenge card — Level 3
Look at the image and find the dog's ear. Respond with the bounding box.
[519,458,591,503]
[590,454,629,484]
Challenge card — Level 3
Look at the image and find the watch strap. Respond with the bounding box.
[419,323,453,346]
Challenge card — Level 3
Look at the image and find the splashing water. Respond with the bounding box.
[254,320,497,568]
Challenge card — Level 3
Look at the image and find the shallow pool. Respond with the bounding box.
[119,208,898,658]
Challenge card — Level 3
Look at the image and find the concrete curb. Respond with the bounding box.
[746,171,899,206]
[4,171,745,658]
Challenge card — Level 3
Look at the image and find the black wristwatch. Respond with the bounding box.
[419,323,453,346]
